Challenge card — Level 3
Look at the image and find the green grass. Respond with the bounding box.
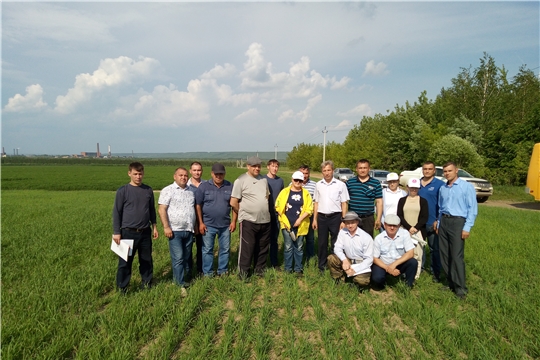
[491,185,537,202]
[2,165,540,359]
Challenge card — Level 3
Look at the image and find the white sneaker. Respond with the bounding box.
[180,287,188,298]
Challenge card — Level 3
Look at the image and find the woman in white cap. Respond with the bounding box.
[381,172,407,231]
[397,177,428,279]
[275,171,314,275]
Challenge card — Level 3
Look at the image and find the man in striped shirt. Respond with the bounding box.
[346,159,383,238]
[299,164,317,261]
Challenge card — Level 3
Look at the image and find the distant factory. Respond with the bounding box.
[78,143,112,158]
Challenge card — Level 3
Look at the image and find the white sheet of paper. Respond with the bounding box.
[110,237,134,261]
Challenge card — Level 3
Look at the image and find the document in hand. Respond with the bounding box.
[110,237,134,261]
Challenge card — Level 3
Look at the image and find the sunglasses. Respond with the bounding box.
[293,179,303,182]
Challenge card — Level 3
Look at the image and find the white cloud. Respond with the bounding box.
[332,120,352,130]
[337,104,373,117]
[277,94,322,123]
[4,84,48,112]
[234,108,259,122]
[200,63,237,79]
[278,109,296,123]
[330,76,351,90]
[362,60,389,77]
[54,56,160,114]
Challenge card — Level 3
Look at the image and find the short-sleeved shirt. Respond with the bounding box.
[313,178,350,214]
[302,179,317,199]
[158,182,197,232]
[419,177,445,225]
[195,179,233,229]
[231,173,271,224]
[346,176,383,216]
[373,227,415,265]
[382,187,407,224]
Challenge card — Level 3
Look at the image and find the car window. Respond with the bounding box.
[436,168,443,176]
[339,169,353,174]
[458,169,473,178]
[373,171,389,177]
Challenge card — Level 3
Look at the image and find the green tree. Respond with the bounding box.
[429,135,485,176]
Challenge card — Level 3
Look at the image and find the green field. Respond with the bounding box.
[2,165,540,359]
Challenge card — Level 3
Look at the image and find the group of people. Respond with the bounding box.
[112,158,477,300]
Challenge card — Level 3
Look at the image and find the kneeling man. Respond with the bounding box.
[328,211,373,292]
[371,214,418,290]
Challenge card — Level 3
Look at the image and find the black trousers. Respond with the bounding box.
[358,214,375,239]
[238,221,271,276]
[116,228,153,289]
[188,234,203,276]
[439,216,467,296]
[316,212,342,271]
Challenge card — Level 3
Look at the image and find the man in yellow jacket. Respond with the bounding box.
[275,171,314,276]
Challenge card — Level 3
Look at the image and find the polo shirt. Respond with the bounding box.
[158,182,197,232]
[313,178,349,214]
[438,177,478,232]
[195,179,233,229]
[231,173,271,224]
[346,176,383,216]
[373,227,415,265]
[419,177,445,225]
[382,187,407,223]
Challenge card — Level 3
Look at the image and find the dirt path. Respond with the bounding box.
[479,200,540,211]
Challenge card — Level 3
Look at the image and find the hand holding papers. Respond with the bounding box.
[110,237,134,261]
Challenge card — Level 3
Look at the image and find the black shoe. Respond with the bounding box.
[119,287,128,295]
[296,271,304,278]
[432,276,441,283]
[140,282,152,290]
[456,293,467,300]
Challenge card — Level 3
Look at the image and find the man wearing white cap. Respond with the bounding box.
[371,214,418,290]
[275,171,313,275]
[328,211,373,292]
[381,172,407,229]
[230,156,271,278]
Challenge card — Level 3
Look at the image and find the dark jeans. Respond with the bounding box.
[426,225,441,279]
[439,216,467,296]
[116,228,153,289]
[316,212,341,271]
[358,214,375,238]
[187,233,203,276]
[238,221,271,276]
[305,216,315,261]
[371,258,418,288]
[269,215,280,267]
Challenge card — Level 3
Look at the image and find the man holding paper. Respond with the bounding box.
[112,162,159,294]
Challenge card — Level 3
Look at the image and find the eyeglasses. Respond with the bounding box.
[293,179,303,183]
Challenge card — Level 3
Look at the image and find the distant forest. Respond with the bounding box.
[286,53,540,186]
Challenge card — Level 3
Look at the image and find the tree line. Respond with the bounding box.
[287,53,540,185]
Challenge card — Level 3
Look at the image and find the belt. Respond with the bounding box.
[349,258,363,264]
[442,214,463,219]
[318,212,341,218]
[123,227,149,232]
[357,213,374,218]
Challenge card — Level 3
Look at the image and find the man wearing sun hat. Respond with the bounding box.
[275,171,313,276]
[328,211,373,292]
[230,156,271,278]
[371,214,418,290]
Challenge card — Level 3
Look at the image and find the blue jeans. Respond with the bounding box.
[168,231,193,286]
[282,229,304,272]
[202,226,231,276]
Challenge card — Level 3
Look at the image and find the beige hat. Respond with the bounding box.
[384,214,401,226]
[386,172,399,181]
[342,211,361,222]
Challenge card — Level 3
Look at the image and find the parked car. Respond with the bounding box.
[369,169,390,188]
[333,168,355,182]
[399,166,493,202]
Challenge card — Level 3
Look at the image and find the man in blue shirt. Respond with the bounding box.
[436,162,478,300]
[418,161,445,282]
[196,163,237,277]
[266,159,284,269]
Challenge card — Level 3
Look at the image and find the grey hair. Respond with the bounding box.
[321,160,334,170]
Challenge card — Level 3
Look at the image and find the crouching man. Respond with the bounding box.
[327,211,373,292]
[371,214,417,290]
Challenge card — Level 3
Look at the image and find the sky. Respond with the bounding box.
[2,1,538,156]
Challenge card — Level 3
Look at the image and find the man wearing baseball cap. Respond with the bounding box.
[371,214,418,290]
[195,163,237,277]
[230,156,271,278]
[328,211,373,292]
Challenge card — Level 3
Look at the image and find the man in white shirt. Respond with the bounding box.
[328,211,373,292]
[312,160,350,272]
[372,214,418,290]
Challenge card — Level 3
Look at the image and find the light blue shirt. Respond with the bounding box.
[373,228,415,265]
[438,177,478,232]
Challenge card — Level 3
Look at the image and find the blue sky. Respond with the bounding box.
[2,1,538,155]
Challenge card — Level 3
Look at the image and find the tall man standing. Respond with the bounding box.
[196,163,237,277]
[113,162,159,294]
[230,156,271,278]
[346,159,383,238]
[418,161,445,282]
[312,160,349,272]
[299,164,317,262]
[187,161,204,277]
[265,159,284,269]
[436,162,478,300]
[158,167,196,296]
